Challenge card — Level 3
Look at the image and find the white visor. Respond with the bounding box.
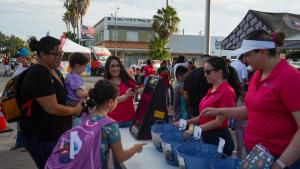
[232,40,275,56]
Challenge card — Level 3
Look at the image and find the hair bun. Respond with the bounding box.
[86,98,96,109]
[88,88,97,99]
[272,32,285,47]
[28,36,39,52]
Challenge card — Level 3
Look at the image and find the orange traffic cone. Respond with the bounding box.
[0,114,7,131]
[0,105,12,133]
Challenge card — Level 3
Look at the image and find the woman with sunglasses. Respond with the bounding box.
[201,30,300,169]
[19,36,82,169]
[179,56,240,156]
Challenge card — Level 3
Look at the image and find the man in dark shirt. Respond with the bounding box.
[183,55,211,118]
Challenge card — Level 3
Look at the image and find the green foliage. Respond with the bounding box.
[0,31,28,57]
[152,6,180,39]
[149,37,171,60]
[65,31,76,41]
[149,6,180,61]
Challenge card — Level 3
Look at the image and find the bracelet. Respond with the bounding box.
[276,159,289,169]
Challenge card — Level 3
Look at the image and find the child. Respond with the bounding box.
[65,52,89,106]
[83,80,145,168]
[173,66,189,121]
[12,48,31,78]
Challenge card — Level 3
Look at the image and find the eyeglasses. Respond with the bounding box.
[47,52,63,57]
[204,69,215,75]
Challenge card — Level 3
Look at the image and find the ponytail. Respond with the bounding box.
[227,66,241,100]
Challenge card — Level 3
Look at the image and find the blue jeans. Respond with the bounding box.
[15,121,24,148]
[290,159,300,169]
[22,135,56,169]
[117,121,132,128]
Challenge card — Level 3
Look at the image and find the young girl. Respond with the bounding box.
[65,52,89,106]
[84,80,146,168]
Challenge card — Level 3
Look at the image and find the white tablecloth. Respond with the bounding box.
[119,128,177,169]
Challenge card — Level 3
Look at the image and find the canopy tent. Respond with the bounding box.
[62,38,91,53]
[221,10,300,50]
[90,46,111,56]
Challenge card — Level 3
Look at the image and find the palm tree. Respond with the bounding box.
[77,0,90,27]
[152,6,180,39]
[150,6,180,60]
[67,0,79,38]
[62,11,71,32]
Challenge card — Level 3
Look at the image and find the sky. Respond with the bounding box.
[1,0,300,40]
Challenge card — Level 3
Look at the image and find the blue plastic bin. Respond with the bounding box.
[151,121,176,152]
[211,158,242,169]
[160,131,189,166]
[175,141,221,169]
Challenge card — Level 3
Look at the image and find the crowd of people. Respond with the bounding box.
[2,29,300,169]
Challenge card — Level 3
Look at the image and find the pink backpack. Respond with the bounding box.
[45,114,115,169]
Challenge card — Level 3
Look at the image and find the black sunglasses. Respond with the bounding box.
[204,69,216,75]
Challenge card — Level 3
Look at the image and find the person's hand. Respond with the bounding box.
[271,162,281,169]
[73,101,83,116]
[125,88,134,98]
[173,121,179,128]
[134,143,147,153]
[200,107,221,117]
[183,130,193,139]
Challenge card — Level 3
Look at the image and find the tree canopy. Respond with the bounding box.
[0,31,28,57]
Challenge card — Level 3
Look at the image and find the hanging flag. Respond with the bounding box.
[81,25,95,35]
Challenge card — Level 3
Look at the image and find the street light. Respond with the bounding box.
[204,0,211,55]
[111,7,119,56]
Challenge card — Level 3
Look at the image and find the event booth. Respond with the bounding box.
[221,10,300,51]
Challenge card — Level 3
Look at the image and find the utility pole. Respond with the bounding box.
[204,0,211,55]
[113,7,119,56]
[166,0,168,7]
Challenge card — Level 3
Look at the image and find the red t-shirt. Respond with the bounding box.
[198,81,236,129]
[108,80,136,122]
[244,60,300,156]
[143,65,155,77]
[159,71,170,87]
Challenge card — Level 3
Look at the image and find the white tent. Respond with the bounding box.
[62,38,91,53]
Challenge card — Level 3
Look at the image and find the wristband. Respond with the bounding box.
[276,159,289,169]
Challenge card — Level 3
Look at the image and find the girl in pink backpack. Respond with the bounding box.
[46,80,145,169]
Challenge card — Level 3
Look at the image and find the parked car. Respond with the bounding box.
[90,53,104,76]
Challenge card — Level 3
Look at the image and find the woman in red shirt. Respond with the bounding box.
[104,56,142,127]
[183,56,240,156]
[201,30,300,169]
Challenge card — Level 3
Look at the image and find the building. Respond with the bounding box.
[93,16,233,67]
[93,16,155,67]
[167,35,233,59]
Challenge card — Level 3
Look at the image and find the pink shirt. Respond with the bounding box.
[199,81,236,129]
[244,60,300,156]
[108,80,136,122]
